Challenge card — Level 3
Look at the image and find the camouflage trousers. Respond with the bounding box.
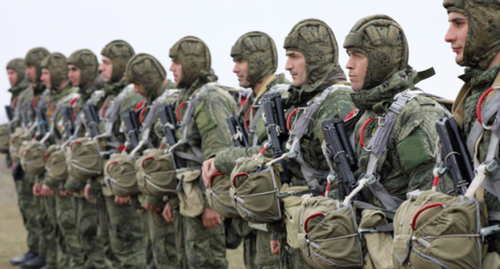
[140,210,155,269]
[145,209,178,269]
[41,194,57,268]
[99,195,146,269]
[277,232,314,269]
[55,192,85,269]
[75,196,111,269]
[183,214,228,269]
[14,179,40,253]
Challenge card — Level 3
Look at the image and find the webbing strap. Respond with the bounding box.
[353,200,396,220]
[362,89,422,211]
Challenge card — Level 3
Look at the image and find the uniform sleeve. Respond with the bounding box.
[64,175,86,193]
[194,92,237,160]
[214,146,263,175]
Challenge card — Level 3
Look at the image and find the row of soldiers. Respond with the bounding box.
[5,1,500,268]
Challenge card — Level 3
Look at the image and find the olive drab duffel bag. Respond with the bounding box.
[392,190,488,269]
[230,155,283,224]
[9,127,30,163]
[207,172,240,218]
[19,140,47,175]
[66,137,103,180]
[44,144,68,183]
[104,153,140,197]
[295,195,364,269]
[0,124,10,153]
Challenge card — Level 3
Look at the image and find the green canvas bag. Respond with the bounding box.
[104,153,140,197]
[44,145,68,183]
[392,190,488,269]
[230,156,283,224]
[9,127,30,163]
[19,140,46,175]
[135,148,177,197]
[207,172,239,218]
[66,137,103,180]
[295,195,364,269]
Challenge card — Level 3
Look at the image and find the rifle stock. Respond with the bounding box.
[121,109,140,150]
[158,103,186,168]
[82,103,100,138]
[226,115,249,148]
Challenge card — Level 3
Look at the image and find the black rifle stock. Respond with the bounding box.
[35,107,49,140]
[226,115,249,148]
[62,107,74,139]
[158,103,186,168]
[82,103,100,138]
[5,105,14,121]
[322,118,362,201]
[121,109,140,150]
[262,93,291,184]
[435,117,474,195]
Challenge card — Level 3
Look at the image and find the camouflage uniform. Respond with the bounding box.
[443,0,500,252]
[125,53,181,269]
[36,52,78,269]
[341,15,454,209]
[170,36,236,269]
[8,49,49,267]
[213,31,286,269]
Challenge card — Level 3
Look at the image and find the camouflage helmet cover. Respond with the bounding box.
[101,40,135,83]
[283,18,339,93]
[24,47,50,82]
[343,14,409,90]
[40,53,68,89]
[6,58,26,85]
[125,53,166,95]
[169,36,211,88]
[67,49,98,89]
[443,0,500,70]
[231,31,278,85]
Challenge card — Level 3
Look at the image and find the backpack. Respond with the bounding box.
[66,137,103,180]
[207,172,240,218]
[0,124,10,153]
[9,127,30,163]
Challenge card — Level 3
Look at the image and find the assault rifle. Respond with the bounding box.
[322,118,362,201]
[62,107,74,139]
[226,115,249,147]
[35,107,49,140]
[158,103,186,168]
[122,109,140,150]
[262,93,291,184]
[82,103,100,138]
[5,105,14,121]
[435,117,474,195]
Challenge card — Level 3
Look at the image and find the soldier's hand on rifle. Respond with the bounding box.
[114,196,131,205]
[270,239,280,255]
[84,183,96,204]
[202,158,218,188]
[33,182,42,196]
[41,184,54,196]
[202,207,221,228]
[145,202,161,212]
[162,202,174,223]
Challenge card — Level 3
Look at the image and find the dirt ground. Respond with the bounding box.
[0,154,245,268]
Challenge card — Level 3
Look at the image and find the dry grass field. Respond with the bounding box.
[0,154,245,268]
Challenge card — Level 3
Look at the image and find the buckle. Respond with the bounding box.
[480,224,500,241]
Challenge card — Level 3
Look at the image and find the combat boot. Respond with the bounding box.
[20,253,46,269]
[10,251,37,265]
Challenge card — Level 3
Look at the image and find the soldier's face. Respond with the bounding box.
[25,65,37,82]
[41,69,52,89]
[169,59,182,85]
[445,12,468,64]
[285,50,307,87]
[233,57,251,88]
[7,69,17,86]
[67,64,81,86]
[99,56,113,83]
[346,50,367,91]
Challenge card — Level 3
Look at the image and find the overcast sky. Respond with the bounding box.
[1,0,464,123]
